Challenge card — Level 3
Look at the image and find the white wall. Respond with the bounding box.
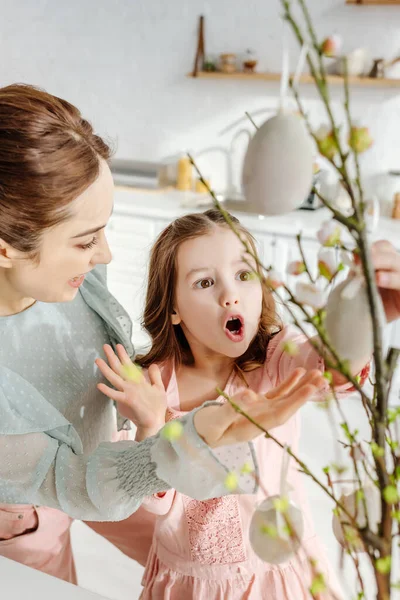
[2,0,400,195]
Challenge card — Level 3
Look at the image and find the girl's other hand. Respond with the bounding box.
[96,344,167,440]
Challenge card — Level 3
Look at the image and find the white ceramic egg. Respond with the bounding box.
[249,495,304,564]
[241,111,314,215]
[332,484,381,552]
[325,275,386,364]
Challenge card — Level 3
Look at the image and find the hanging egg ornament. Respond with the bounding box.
[242,111,314,215]
[249,495,304,564]
[332,484,381,552]
[325,275,386,363]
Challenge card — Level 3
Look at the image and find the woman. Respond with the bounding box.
[0,84,327,584]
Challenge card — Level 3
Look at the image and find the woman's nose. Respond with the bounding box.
[91,235,112,266]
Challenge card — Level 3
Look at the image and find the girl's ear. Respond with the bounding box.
[171,309,181,326]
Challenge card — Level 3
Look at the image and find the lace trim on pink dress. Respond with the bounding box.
[166,406,247,566]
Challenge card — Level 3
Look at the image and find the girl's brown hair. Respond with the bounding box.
[137,209,282,372]
[0,83,111,257]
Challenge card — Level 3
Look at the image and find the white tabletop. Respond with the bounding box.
[0,556,109,600]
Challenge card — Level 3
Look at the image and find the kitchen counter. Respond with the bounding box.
[114,187,400,247]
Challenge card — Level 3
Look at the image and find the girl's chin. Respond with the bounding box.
[221,340,251,358]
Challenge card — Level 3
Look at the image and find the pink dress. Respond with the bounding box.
[139,326,369,600]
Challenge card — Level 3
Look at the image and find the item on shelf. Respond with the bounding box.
[195,178,210,194]
[243,49,258,73]
[220,53,237,74]
[334,48,369,76]
[392,192,400,219]
[369,58,386,78]
[176,156,193,191]
[192,15,206,77]
[369,54,400,78]
[203,55,217,72]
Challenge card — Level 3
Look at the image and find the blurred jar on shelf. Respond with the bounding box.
[243,49,258,73]
[220,53,237,74]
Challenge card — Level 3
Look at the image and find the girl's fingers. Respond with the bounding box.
[103,344,122,373]
[265,368,306,399]
[286,369,326,396]
[116,344,133,367]
[148,364,165,392]
[97,382,126,402]
[95,358,124,390]
[271,383,319,425]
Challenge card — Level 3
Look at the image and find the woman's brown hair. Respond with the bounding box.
[0,83,111,257]
[137,209,282,372]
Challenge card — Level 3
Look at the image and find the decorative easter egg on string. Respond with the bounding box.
[332,483,381,552]
[249,445,305,564]
[325,270,386,364]
[249,494,304,564]
[242,110,314,215]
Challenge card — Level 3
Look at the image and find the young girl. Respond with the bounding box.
[98,209,372,599]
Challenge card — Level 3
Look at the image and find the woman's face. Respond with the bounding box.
[2,160,114,304]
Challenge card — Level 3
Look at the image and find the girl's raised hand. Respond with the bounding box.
[193,368,327,448]
[96,344,167,440]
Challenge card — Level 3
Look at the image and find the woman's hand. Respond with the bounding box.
[370,240,400,323]
[194,368,326,448]
[95,344,167,441]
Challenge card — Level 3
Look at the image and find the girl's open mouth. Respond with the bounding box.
[224,315,245,342]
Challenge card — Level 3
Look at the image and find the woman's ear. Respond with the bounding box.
[0,238,18,269]
[171,309,181,326]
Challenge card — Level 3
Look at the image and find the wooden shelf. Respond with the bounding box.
[188,71,400,88]
[346,0,400,4]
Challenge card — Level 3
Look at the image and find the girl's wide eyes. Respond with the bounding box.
[193,271,253,288]
[78,236,98,250]
[194,278,214,289]
[236,270,252,281]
